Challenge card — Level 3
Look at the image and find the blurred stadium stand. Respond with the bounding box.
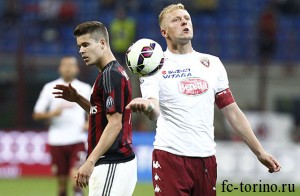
[1,0,300,184]
[0,0,299,60]
[0,0,300,134]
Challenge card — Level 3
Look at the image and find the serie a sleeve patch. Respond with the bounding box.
[215,88,235,109]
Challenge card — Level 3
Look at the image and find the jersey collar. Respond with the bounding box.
[165,48,195,58]
[102,60,118,72]
[58,78,78,84]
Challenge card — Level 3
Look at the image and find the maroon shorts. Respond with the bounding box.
[49,142,86,176]
[152,149,217,196]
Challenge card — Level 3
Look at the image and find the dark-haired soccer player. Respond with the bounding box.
[126,3,281,196]
[53,21,136,196]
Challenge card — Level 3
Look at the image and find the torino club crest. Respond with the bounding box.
[200,57,210,68]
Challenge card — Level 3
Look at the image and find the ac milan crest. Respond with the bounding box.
[200,57,210,68]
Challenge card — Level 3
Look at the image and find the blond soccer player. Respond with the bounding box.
[126,4,281,196]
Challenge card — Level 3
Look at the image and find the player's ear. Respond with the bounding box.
[161,29,168,38]
[100,38,105,49]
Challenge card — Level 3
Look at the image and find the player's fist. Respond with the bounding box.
[126,97,154,113]
[257,152,281,173]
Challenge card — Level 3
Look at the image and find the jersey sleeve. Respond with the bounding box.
[215,57,230,93]
[140,74,160,100]
[103,71,126,114]
[34,84,50,113]
[214,57,236,109]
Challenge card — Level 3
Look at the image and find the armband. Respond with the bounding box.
[215,88,235,109]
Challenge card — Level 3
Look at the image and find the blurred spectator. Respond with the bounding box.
[100,0,117,10]
[38,0,77,25]
[100,0,139,11]
[152,0,182,11]
[275,0,300,14]
[257,2,278,110]
[123,0,140,11]
[41,27,59,43]
[1,0,21,25]
[58,0,78,24]
[151,0,208,12]
[109,7,136,66]
[38,0,61,25]
[192,0,219,13]
[258,2,278,62]
[38,0,77,43]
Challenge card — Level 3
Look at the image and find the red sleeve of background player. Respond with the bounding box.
[215,88,235,109]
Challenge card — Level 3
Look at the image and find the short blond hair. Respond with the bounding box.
[159,3,186,28]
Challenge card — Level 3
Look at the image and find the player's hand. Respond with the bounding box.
[74,161,94,188]
[257,152,281,173]
[126,97,154,113]
[53,83,79,102]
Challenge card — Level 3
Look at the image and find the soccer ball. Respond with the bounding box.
[125,38,164,77]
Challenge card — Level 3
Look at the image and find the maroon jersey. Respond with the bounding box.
[88,60,134,165]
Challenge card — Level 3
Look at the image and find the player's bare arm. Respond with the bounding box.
[126,97,160,120]
[221,102,281,173]
[53,83,91,113]
[74,112,123,188]
[32,108,62,121]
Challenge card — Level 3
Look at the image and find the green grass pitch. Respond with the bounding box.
[0,177,298,195]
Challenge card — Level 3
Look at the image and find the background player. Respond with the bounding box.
[126,3,281,196]
[53,21,137,196]
[33,56,91,196]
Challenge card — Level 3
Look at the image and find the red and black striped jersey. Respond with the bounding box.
[88,60,134,165]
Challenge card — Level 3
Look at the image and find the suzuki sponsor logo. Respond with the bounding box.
[162,68,192,79]
[178,77,208,96]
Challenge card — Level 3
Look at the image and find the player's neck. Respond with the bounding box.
[167,41,193,54]
[62,78,74,83]
[96,50,116,71]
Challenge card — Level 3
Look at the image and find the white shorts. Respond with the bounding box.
[89,157,137,196]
